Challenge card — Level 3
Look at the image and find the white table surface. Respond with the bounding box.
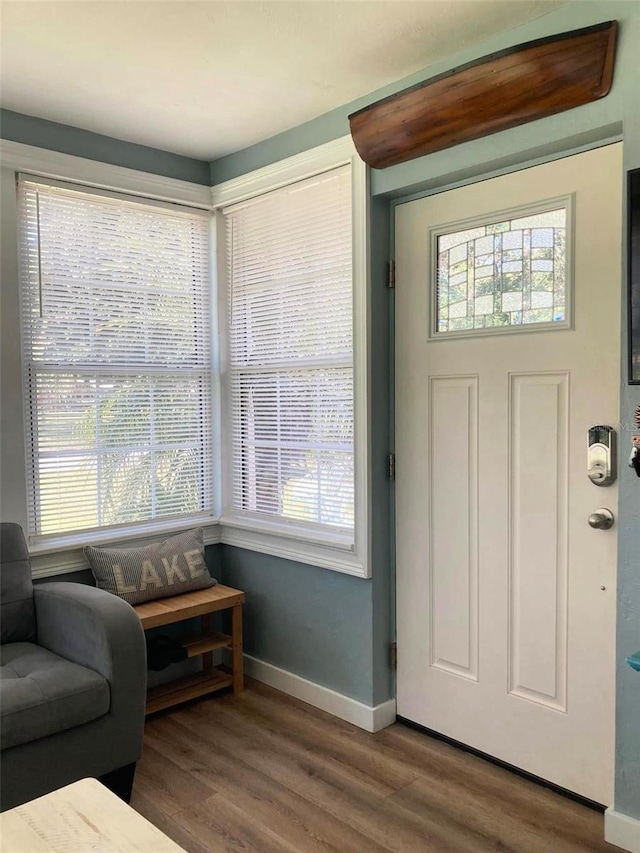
[0,777,185,852]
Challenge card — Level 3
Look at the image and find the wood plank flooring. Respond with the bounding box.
[130,679,616,853]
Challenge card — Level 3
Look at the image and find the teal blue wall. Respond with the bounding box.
[0,109,210,185]
[615,81,640,818]
[210,0,640,817]
[212,195,394,708]
[369,196,393,707]
[218,546,375,701]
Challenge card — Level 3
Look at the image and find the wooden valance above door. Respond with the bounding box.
[349,21,618,170]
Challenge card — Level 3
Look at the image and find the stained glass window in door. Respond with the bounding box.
[434,207,567,334]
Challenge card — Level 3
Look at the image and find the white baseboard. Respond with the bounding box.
[243,654,396,733]
[605,809,640,853]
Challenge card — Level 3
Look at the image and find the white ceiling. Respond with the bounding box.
[0,0,564,162]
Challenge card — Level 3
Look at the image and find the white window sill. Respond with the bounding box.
[29,515,221,579]
[219,515,368,578]
[219,513,354,550]
[29,514,369,579]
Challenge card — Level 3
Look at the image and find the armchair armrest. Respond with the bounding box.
[34,583,147,721]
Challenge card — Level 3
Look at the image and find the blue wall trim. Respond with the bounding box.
[1,109,210,185]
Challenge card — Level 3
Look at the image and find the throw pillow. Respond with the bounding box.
[84,527,216,606]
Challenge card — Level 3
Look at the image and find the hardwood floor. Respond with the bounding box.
[131,679,615,853]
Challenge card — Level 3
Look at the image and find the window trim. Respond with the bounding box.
[214,136,371,578]
[29,518,222,579]
[1,141,219,577]
[0,139,213,209]
[17,175,216,542]
[1,137,370,579]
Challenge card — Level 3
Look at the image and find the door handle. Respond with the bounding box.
[588,508,614,529]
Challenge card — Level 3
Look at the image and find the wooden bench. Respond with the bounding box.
[134,585,245,715]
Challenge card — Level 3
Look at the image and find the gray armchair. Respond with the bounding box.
[0,523,147,811]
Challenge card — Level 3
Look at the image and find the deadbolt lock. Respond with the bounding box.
[587,426,616,486]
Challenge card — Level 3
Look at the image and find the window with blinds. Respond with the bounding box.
[18,178,213,539]
[222,165,354,537]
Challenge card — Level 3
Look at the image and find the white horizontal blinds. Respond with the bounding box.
[225,165,354,533]
[19,179,213,537]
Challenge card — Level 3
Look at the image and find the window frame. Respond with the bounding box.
[0,137,370,579]
[0,140,221,577]
[214,136,371,578]
[427,195,575,341]
[18,175,217,545]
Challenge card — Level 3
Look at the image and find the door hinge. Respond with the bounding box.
[388,259,395,289]
[390,642,397,671]
[387,452,396,481]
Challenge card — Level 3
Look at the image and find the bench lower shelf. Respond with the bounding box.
[182,630,232,658]
[136,585,245,715]
[146,667,233,714]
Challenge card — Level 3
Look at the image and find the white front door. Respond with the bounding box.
[395,144,622,805]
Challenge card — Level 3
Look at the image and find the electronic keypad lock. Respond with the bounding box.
[587,425,616,486]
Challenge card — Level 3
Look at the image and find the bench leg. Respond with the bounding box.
[232,604,244,694]
[201,612,213,672]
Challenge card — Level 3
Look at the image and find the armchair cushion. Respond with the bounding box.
[0,643,110,750]
[0,523,36,644]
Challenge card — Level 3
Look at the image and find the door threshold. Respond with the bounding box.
[396,716,606,813]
